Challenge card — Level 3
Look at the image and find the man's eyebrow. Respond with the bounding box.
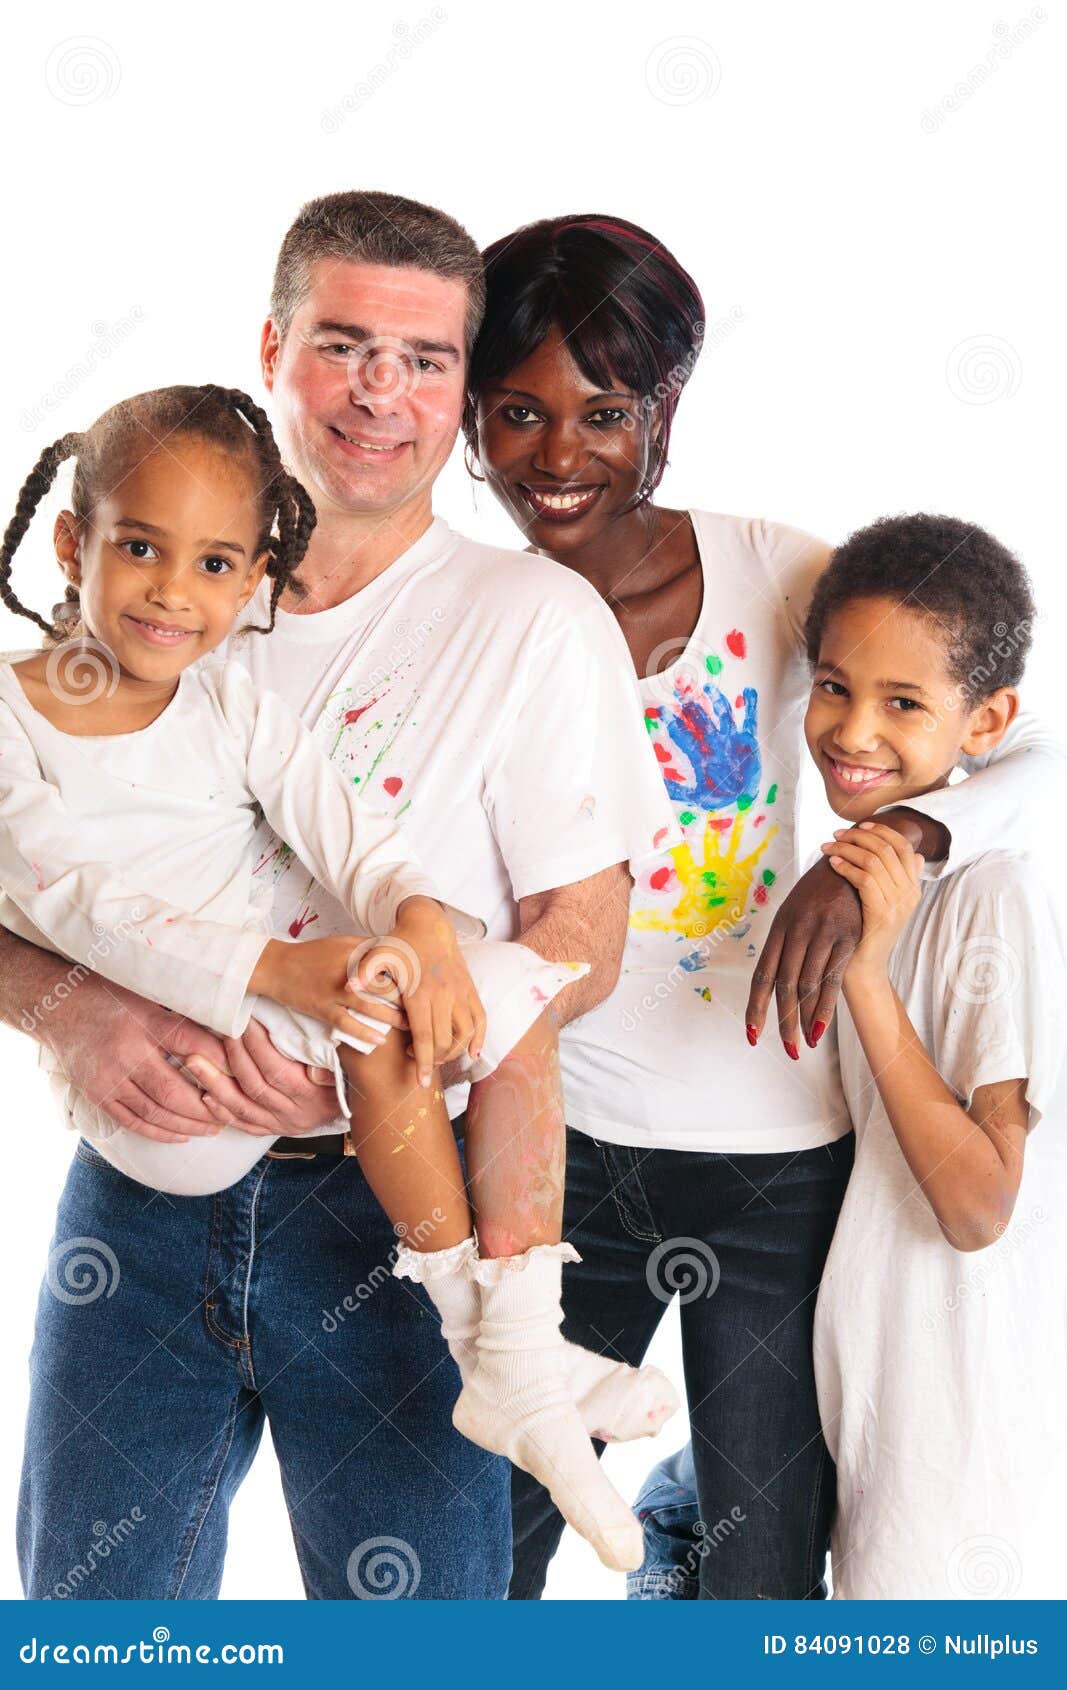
[311,320,461,360]
[114,518,245,556]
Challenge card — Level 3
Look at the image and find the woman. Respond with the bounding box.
[463,214,1063,1599]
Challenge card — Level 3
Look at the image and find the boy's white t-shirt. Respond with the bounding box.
[814,851,1067,1599]
[554,510,1067,1155]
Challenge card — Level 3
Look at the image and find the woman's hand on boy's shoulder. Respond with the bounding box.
[745,855,864,1056]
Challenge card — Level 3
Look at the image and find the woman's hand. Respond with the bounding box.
[824,822,923,981]
[373,896,488,1086]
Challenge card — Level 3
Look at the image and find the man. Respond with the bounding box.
[3,192,675,1600]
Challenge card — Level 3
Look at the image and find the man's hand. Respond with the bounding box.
[182,1018,352,1136]
[39,975,246,1142]
[745,856,862,1056]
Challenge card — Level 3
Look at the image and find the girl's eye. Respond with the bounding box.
[119,539,157,561]
[502,405,542,426]
[200,556,234,577]
[818,678,848,697]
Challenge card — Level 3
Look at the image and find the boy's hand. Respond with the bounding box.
[365,896,487,1087]
[824,822,923,979]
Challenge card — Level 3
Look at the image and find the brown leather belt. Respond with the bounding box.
[266,1133,354,1159]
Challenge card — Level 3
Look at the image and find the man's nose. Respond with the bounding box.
[348,348,413,418]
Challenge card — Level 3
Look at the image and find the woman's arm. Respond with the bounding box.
[843,968,1027,1251]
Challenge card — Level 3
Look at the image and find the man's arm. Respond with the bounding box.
[0,926,341,1140]
[516,862,631,1027]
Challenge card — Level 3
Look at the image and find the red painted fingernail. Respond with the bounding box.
[746,1024,759,1046]
[811,1020,827,1046]
[784,1041,799,1061]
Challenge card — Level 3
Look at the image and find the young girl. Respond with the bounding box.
[0,384,677,1573]
[804,513,1067,1598]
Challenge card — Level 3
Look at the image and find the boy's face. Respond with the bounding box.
[804,595,1017,822]
[262,258,468,522]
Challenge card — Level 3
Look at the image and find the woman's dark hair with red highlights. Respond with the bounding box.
[464,214,705,503]
[0,385,316,643]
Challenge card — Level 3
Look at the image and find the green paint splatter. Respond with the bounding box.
[679,809,696,826]
[705,653,723,677]
[761,869,776,886]
[766,783,778,803]
[736,793,754,811]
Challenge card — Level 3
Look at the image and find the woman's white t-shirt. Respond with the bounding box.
[814,851,1067,1599]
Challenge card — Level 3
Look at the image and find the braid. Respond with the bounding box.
[209,386,316,634]
[0,433,83,639]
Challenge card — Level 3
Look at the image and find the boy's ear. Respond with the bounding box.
[53,511,81,584]
[960,687,1020,758]
[235,549,272,612]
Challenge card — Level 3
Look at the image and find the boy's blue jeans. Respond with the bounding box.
[510,1127,854,1600]
[18,1138,511,1600]
[627,1442,702,1599]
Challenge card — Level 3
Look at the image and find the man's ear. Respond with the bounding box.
[260,318,280,393]
[236,549,272,613]
[53,511,81,585]
[960,686,1019,758]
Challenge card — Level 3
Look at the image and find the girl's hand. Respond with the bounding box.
[823,822,923,979]
[249,934,408,1043]
[358,896,488,1087]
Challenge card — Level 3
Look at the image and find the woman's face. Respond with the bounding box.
[473,324,657,554]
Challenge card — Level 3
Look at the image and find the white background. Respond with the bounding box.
[0,0,1063,1600]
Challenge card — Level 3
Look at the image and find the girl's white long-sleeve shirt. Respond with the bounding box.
[0,654,461,1037]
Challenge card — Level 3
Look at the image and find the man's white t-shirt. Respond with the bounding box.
[229,517,677,1113]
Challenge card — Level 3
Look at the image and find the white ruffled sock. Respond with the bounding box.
[452,1243,645,1573]
[393,1240,678,1443]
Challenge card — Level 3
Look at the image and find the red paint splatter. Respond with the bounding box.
[382,775,404,797]
[709,816,733,831]
[653,743,672,764]
[726,629,747,659]
[644,707,661,723]
[32,862,45,891]
[650,867,672,891]
[289,906,320,939]
[253,844,281,876]
[753,884,769,905]
[652,826,670,848]
[344,697,381,726]
[753,814,765,827]
[735,694,744,708]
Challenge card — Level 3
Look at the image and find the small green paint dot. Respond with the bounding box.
[644,716,657,734]
[353,775,361,783]
[679,809,696,825]
[762,869,776,886]
[766,783,778,803]
[705,653,723,676]
[708,896,727,907]
[737,793,754,811]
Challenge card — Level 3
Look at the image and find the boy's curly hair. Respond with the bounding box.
[805,513,1036,702]
[0,384,316,642]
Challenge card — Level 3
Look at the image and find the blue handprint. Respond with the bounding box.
[661,683,761,810]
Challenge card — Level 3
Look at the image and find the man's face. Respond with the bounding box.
[262,258,468,521]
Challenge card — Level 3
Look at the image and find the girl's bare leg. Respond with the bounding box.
[339,1036,471,1250]
[463,1009,566,1257]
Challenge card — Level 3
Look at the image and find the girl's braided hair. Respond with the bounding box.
[0,384,316,642]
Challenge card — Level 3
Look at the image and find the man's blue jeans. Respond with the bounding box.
[18,1138,511,1600]
[510,1128,854,1600]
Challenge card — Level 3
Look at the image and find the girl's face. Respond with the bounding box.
[804,596,1016,822]
[474,324,657,555]
[54,438,270,685]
